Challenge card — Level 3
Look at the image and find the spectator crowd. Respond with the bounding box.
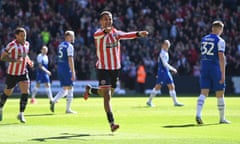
[0,0,240,90]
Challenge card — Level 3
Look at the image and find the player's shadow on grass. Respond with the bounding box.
[163,123,219,128]
[0,123,19,126]
[31,133,114,142]
[25,113,54,117]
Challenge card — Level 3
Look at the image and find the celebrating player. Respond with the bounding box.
[0,27,34,123]
[50,30,76,114]
[196,20,230,124]
[30,45,53,104]
[146,40,184,107]
[83,11,148,132]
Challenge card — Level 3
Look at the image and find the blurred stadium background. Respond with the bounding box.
[0,0,239,95]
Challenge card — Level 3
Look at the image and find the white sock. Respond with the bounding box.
[196,94,206,117]
[217,97,225,121]
[148,88,157,103]
[169,90,177,104]
[89,87,92,94]
[66,88,73,111]
[53,89,68,103]
[31,87,38,98]
[45,87,53,101]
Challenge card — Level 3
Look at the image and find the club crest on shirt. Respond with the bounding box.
[100,80,106,85]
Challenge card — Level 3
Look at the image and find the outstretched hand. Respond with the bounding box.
[138,31,149,37]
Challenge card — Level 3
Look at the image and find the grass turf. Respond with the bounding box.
[0,96,239,144]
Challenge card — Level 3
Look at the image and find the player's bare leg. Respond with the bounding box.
[101,88,119,132]
[84,85,119,132]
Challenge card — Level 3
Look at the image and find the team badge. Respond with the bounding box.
[100,80,106,85]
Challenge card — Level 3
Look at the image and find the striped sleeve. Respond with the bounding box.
[5,42,15,53]
[117,30,137,40]
[94,29,105,39]
[26,41,30,54]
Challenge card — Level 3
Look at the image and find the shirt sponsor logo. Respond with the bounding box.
[106,41,118,48]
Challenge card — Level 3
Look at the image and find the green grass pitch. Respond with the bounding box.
[0,96,239,144]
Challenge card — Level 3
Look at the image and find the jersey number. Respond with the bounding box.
[58,47,63,58]
[201,42,214,56]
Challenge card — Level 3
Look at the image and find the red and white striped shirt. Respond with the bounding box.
[5,40,30,76]
[94,27,138,70]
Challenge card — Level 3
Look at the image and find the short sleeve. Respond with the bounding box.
[26,41,30,54]
[218,38,225,52]
[67,44,74,56]
[160,51,167,62]
[37,54,42,64]
[5,42,14,53]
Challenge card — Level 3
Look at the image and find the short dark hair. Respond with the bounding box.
[15,27,26,35]
[100,11,112,19]
[212,20,224,28]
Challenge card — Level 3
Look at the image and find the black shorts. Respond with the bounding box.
[97,69,120,88]
[5,74,30,89]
